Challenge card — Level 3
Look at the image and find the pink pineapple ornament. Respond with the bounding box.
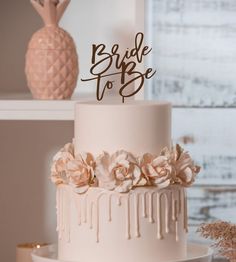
[25,0,79,99]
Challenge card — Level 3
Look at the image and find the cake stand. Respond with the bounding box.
[32,243,213,262]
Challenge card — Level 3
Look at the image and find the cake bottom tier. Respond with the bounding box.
[57,185,188,262]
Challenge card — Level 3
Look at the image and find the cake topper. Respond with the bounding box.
[81,32,156,103]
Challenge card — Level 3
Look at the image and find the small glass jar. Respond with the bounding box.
[16,243,49,262]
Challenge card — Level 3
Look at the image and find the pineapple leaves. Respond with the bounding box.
[30,0,70,26]
[56,0,70,23]
[30,0,45,21]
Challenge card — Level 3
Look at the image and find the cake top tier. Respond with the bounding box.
[51,101,200,193]
[74,100,171,156]
[74,100,170,106]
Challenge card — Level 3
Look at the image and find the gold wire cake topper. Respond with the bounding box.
[81,32,156,103]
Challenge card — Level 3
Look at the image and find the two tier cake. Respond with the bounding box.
[51,101,200,262]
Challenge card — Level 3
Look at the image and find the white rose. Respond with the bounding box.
[95,150,141,193]
[141,153,172,189]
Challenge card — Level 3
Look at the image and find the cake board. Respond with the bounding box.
[32,243,213,262]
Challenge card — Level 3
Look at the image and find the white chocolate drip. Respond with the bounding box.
[95,201,99,242]
[83,194,87,223]
[141,192,147,218]
[117,196,122,206]
[184,190,188,233]
[57,186,188,243]
[178,189,182,213]
[57,186,70,242]
[125,194,131,239]
[95,193,105,242]
[56,189,59,232]
[162,192,169,234]
[157,193,163,239]
[148,192,155,223]
[89,202,94,229]
[175,220,179,242]
[108,194,112,222]
[134,193,140,238]
[171,191,177,221]
[74,195,81,226]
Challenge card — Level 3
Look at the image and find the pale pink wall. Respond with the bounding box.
[0,0,41,93]
[0,121,73,262]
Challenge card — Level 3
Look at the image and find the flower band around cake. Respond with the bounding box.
[51,142,200,194]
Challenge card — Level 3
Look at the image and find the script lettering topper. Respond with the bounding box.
[81,32,156,103]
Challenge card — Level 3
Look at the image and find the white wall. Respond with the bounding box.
[61,0,145,98]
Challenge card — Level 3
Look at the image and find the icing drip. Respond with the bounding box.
[171,190,182,241]
[141,192,147,218]
[89,202,94,229]
[108,194,112,222]
[59,187,63,239]
[125,195,131,239]
[61,189,65,231]
[178,189,182,213]
[56,188,59,232]
[156,193,163,239]
[134,193,140,237]
[96,193,105,242]
[117,196,122,206]
[95,198,100,242]
[183,190,188,233]
[148,192,154,223]
[65,190,70,242]
[174,201,178,220]
[175,220,179,242]
[57,186,187,243]
[75,195,81,226]
[163,193,169,234]
[171,192,177,221]
[57,187,70,242]
[83,195,87,223]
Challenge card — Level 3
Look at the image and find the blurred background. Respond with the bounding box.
[0,0,236,261]
[150,0,236,241]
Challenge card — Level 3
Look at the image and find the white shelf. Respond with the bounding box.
[0,92,93,121]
